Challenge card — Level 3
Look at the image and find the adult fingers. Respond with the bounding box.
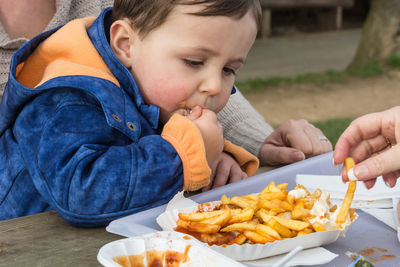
[302,125,332,157]
[283,120,332,157]
[281,120,313,153]
[334,113,379,165]
[382,171,400,188]
[334,108,400,165]
[349,135,388,163]
[341,162,378,189]
[259,143,305,166]
[364,179,377,190]
[352,144,400,181]
[341,165,349,183]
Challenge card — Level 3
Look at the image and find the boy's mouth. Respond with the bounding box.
[176,105,192,117]
[182,107,192,116]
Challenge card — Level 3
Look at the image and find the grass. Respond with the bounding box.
[236,60,385,93]
[312,117,354,147]
[387,52,400,69]
[236,59,390,146]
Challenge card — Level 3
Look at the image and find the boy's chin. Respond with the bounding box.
[159,111,183,124]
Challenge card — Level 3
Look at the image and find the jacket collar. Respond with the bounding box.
[87,8,160,129]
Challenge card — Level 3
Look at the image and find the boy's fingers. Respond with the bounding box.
[186,106,202,120]
[211,164,230,189]
[227,164,246,184]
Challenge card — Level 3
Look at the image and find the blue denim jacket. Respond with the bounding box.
[0,8,184,227]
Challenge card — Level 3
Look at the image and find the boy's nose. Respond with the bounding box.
[199,74,222,95]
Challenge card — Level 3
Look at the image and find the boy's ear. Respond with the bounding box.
[109,20,135,68]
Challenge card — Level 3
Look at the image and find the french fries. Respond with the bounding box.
[175,180,357,246]
[336,157,356,224]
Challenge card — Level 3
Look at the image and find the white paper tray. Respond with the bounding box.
[98,231,244,267]
[107,152,400,266]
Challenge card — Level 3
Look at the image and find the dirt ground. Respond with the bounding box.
[243,71,400,126]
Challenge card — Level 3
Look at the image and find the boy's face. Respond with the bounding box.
[124,4,257,123]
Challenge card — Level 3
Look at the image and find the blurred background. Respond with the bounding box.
[237,0,400,146]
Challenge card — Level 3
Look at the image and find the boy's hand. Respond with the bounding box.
[202,152,247,192]
[186,106,224,165]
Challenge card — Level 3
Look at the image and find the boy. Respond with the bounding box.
[0,0,260,226]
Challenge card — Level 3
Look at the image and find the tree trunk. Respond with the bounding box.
[347,0,400,69]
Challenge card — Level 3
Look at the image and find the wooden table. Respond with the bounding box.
[0,167,274,267]
[0,211,121,267]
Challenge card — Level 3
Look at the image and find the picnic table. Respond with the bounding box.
[0,152,399,266]
[0,211,120,266]
[259,0,355,37]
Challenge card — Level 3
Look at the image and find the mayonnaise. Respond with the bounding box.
[308,192,353,230]
[288,188,307,199]
[310,192,330,218]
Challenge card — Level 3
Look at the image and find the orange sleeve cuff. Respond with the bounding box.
[161,114,211,191]
[223,140,260,177]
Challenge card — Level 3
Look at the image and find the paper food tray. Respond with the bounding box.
[156,201,356,261]
[98,231,244,266]
[106,152,400,266]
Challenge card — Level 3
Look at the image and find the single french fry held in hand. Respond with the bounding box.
[174,180,357,246]
[336,157,356,224]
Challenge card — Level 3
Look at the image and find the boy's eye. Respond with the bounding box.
[223,67,237,76]
[184,59,203,67]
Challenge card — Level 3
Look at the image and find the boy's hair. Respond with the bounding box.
[112,0,261,38]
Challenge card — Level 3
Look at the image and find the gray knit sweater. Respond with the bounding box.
[0,0,274,157]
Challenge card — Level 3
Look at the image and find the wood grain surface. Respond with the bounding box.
[0,211,121,267]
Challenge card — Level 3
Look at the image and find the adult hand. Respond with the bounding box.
[333,106,400,189]
[202,152,247,192]
[259,119,332,166]
[187,106,224,165]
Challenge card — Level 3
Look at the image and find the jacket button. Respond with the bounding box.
[127,122,136,131]
[112,114,121,122]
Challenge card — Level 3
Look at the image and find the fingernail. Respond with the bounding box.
[347,169,358,181]
[291,152,305,161]
[332,158,337,167]
[385,181,393,188]
[362,182,370,190]
[354,165,368,178]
